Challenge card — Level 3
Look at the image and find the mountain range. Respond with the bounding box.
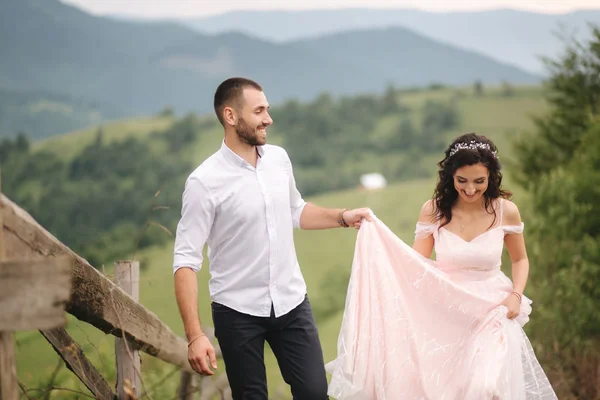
[0,0,539,136]
[181,8,600,74]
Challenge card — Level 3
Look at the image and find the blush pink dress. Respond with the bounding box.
[325,200,557,399]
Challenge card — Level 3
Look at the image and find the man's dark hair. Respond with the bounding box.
[213,77,263,126]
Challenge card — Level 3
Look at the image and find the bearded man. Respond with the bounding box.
[173,77,371,400]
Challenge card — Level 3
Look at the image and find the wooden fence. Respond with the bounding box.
[0,190,232,399]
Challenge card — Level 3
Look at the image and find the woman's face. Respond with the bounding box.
[453,163,489,204]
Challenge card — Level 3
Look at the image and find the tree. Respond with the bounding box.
[500,80,514,97]
[381,83,400,114]
[419,100,459,152]
[473,80,484,97]
[386,118,417,151]
[94,126,104,147]
[513,27,600,187]
[0,132,30,163]
[158,106,175,118]
[512,25,600,400]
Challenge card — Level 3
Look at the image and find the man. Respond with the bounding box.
[173,77,372,400]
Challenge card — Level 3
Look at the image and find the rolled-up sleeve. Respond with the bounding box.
[173,176,215,274]
[285,155,306,229]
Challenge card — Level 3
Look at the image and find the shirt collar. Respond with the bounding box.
[220,139,265,167]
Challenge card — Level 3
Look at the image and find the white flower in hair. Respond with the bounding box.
[448,140,498,158]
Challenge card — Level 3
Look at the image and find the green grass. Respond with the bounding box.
[15,84,545,398]
[456,93,547,160]
[32,115,177,160]
[404,85,546,157]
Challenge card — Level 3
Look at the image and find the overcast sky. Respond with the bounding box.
[59,0,600,19]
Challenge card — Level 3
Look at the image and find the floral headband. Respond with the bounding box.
[448,140,498,158]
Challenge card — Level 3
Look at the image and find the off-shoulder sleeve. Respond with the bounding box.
[415,222,437,240]
[502,222,524,235]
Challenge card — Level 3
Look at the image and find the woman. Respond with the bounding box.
[325,133,557,399]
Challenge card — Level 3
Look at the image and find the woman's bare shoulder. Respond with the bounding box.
[418,199,437,224]
[502,199,522,226]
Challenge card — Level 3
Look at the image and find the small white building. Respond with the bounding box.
[359,173,387,190]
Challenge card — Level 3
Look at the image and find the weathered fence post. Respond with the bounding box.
[0,333,18,400]
[0,257,72,400]
[0,195,17,400]
[0,169,18,400]
[177,371,198,400]
[114,260,141,399]
[221,386,232,400]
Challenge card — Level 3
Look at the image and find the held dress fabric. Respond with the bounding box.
[325,207,557,399]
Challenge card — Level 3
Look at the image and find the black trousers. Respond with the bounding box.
[211,295,329,400]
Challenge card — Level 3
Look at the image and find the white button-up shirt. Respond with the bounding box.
[173,140,308,318]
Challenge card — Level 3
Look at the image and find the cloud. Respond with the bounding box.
[59,0,600,19]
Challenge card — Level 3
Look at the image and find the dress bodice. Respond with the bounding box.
[415,199,524,278]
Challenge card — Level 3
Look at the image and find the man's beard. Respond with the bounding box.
[235,117,266,146]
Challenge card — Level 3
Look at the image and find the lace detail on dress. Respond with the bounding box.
[415,221,437,240]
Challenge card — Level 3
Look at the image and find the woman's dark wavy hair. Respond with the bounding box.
[432,133,512,228]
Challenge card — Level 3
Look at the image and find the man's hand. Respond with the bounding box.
[188,335,218,375]
[343,208,373,230]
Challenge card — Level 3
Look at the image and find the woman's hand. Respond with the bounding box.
[500,292,521,320]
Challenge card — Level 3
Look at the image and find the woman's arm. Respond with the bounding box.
[503,200,529,295]
[412,200,436,258]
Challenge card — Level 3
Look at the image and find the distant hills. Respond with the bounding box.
[286,28,535,92]
[0,88,122,140]
[182,8,600,74]
[0,0,541,138]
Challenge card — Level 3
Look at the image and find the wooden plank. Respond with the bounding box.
[40,328,116,400]
[114,261,141,399]
[0,193,218,372]
[0,332,18,400]
[0,257,71,399]
[0,258,71,331]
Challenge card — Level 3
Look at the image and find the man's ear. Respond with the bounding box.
[223,106,237,127]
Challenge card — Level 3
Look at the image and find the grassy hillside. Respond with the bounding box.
[33,84,546,165]
[12,84,545,398]
[32,114,177,160]
[0,87,123,140]
[395,84,545,160]
[15,83,545,266]
[32,112,286,163]
[6,83,544,265]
